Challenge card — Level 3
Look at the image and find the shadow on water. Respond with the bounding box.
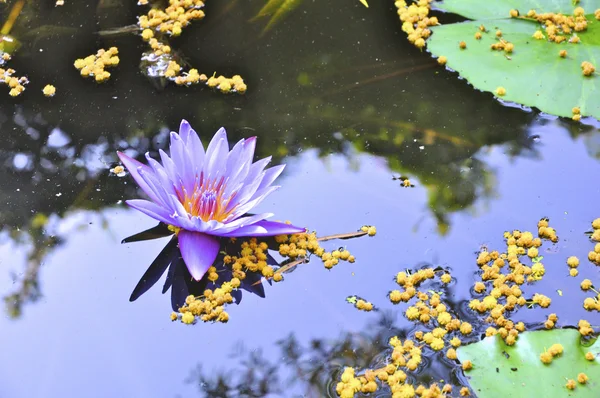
[1,1,600,397]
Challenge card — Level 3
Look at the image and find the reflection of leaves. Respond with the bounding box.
[458,329,600,398]
[252,0,303,34]
[428,0,600,120]
[129,236,178,302]
[4,220,62,319]
[23,25,78,39]
[187,314,399,397]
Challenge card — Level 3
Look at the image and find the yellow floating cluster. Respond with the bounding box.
[517,8,589,44]
[174,227,372,323]
[137,0,247,93]
[591,218,600,242]
[0,66,28,97]
[579,319,594,336]
[394,0,438,49]
[138,0,205,37]
[390,267,437,303]
[589,243,600,266]
[544,313,558,329]
[336,336,462,398]
[466,220,567,344]
[73,47,120,82]
[277,230,359,270]
[336,216,600,397]
[42,84,56,97]
[563,373,588,390]
[581,271,600,312]
[490,39,514,53]
[540,343,563,364]
[175,284,233,324]
[581,61,596,77]
[205,74,247,94]
[354,298,374,312]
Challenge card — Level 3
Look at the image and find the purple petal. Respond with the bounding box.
[257,164,285,191]
[158,149,179,183]
[228,172,264,211]
[118,152,162,204]
[178,231,220,281]
[223,156,271,201]
[188,217,223,234]
[144,153,177,198]
[227,186,279,220]
[126,199,175,226]
[169,132,195,195]
[179,120,205,173]
[137,167,174,209]
[244,156,271,184]
[203,127,229,180]
[216,212,273,234]
[218,220,305,238]
[225,136,256,186]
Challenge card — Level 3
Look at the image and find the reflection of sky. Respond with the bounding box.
[1,119,600,397]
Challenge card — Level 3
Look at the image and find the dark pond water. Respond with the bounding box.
[1,1,600,397]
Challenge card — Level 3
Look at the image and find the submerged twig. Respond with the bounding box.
[250,229,370,286]
[317,230,368,242]
[97,25,140,37]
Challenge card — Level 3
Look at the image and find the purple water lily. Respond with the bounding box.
[118,120,305,281]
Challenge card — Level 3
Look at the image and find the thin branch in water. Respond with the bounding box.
[320,63,435,98]
[251,229,370,286]
[317,230,367,242]
[97,25,140,37]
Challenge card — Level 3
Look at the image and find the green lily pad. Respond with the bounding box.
[457,329,600,397]
[427,0,600,120]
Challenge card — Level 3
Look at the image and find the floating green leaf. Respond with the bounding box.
[457,329,600,397]
[427,0,600,120]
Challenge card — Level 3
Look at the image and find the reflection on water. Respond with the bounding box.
[1,1,600,397]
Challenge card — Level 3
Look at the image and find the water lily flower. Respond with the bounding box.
[118,120,305,281]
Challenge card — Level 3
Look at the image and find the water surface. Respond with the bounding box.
[1,1,599,397]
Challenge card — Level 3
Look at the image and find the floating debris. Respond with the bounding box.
[109,165,126,177]
[346,296,374,312]
[392,175,415,188]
